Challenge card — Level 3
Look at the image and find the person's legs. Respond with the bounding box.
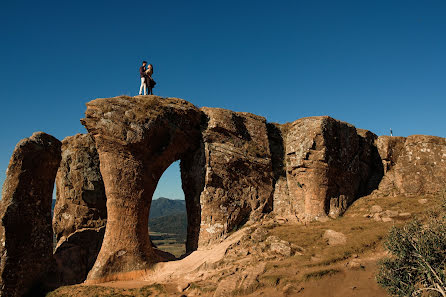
[139,77,147,95]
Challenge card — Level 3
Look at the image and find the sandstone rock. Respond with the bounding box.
[384,210,399,218]
[277,117,382,220]
[250,227,268,242]
[378,135,446,196]
[53,133,106,285]
[382,217,393,222]
[267,123,295,220]
[0,132,61,297]
[370,205,383,213]
[183,107,274,247]
[323,230,347,245]
[376,136,406,173]
[399,212,411,217]
[238,263,266,289]
[373,213,382,222]
[418,199,428,204]
[177,282,190,292]
[265,236,292,256]
[270,241,292,257]
[82,96,202,281]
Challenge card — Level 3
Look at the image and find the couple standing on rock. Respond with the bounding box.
[139,60,156,95]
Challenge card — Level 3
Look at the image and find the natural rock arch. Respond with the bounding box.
[81,96,203,281]
[81,96,276,282]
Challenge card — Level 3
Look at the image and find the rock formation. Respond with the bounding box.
[81,96,202,281]
[377,135,446,196]
[0,132,61,297]
[53,133,107,285]
[181,107,274,249]
[2,95,446,288]
[272,117,383,220]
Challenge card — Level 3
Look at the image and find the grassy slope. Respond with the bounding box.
[47,192,444,296]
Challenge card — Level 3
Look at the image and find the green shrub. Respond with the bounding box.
[376,215,446,296]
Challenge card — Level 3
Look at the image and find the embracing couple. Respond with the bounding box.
[139,60,156,95]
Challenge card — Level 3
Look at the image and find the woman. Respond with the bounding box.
[145,64,156,95]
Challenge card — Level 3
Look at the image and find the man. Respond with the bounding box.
[139,61,148,95]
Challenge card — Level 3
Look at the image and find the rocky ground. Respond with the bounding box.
[47,191,444,297]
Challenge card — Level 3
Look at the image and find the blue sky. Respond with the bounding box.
[1,0,445,200]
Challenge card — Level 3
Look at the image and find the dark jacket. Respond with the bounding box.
[139,66,146,78]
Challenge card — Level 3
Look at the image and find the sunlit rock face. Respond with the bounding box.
[53,133,107,285]
[182,107,274,249]
[79,96,446,282]
[272,116,383,221]
[81,96,202,281]
[2,95,446,291]
[377,135,446,196]
[0,132,61,297]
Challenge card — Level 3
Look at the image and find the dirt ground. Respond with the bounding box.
[47,193,443,297]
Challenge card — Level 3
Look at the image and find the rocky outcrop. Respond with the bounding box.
[273,117,383,220]
[81,96,202,281]
[182,107,274,248]
[53,133,106,285]
[377,135,446,196]
[0,132,61,297]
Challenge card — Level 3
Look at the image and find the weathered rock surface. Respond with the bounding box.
[323,229,347,246]
[81,96,202,281]
[182,107,274,248]
[274,116,382,220]
[53,133,106,285]
[0,132,61,297]
[377,135,446,196]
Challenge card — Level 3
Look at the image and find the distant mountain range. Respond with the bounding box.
[149,197,186,219]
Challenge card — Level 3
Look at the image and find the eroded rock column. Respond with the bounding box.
[81,96,201,282]
[279,116,382,220]
[0,132,61,297]
[53,133,107,285]
[182,107,274,247]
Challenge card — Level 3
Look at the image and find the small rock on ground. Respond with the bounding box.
[323,230,347,245]
[370,205,383,213]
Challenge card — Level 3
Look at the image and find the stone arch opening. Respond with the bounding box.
[81,96,204,282]
[149,161,188,258]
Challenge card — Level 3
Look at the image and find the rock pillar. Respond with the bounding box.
[0,132,61,297]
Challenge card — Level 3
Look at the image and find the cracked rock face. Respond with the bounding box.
[0,132,61,297]
[182,107,274,248]
[377,135,446,196]
[273,117,383,220]
[53,133,107,285]
[81,96,202,281]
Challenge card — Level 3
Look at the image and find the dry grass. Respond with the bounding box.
[264,193,442,282]
[47,193,443,297]
[303,268,341,280]
[46,283,166,297]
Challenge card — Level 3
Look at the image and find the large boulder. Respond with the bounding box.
[377,135,446,196]
[81,96,202,282]
[274,116,382,220]
[53,133,106,285]
[0,132,61,297]
[181,107,274,248]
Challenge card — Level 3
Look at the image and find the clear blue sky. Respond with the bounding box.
[1,0,445,200]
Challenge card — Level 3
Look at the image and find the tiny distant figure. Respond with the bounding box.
[145,64,156,95]
[139,61,148,95]
[390,128,393,136]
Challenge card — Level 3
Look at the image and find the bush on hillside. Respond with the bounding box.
[376,203,446,297]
